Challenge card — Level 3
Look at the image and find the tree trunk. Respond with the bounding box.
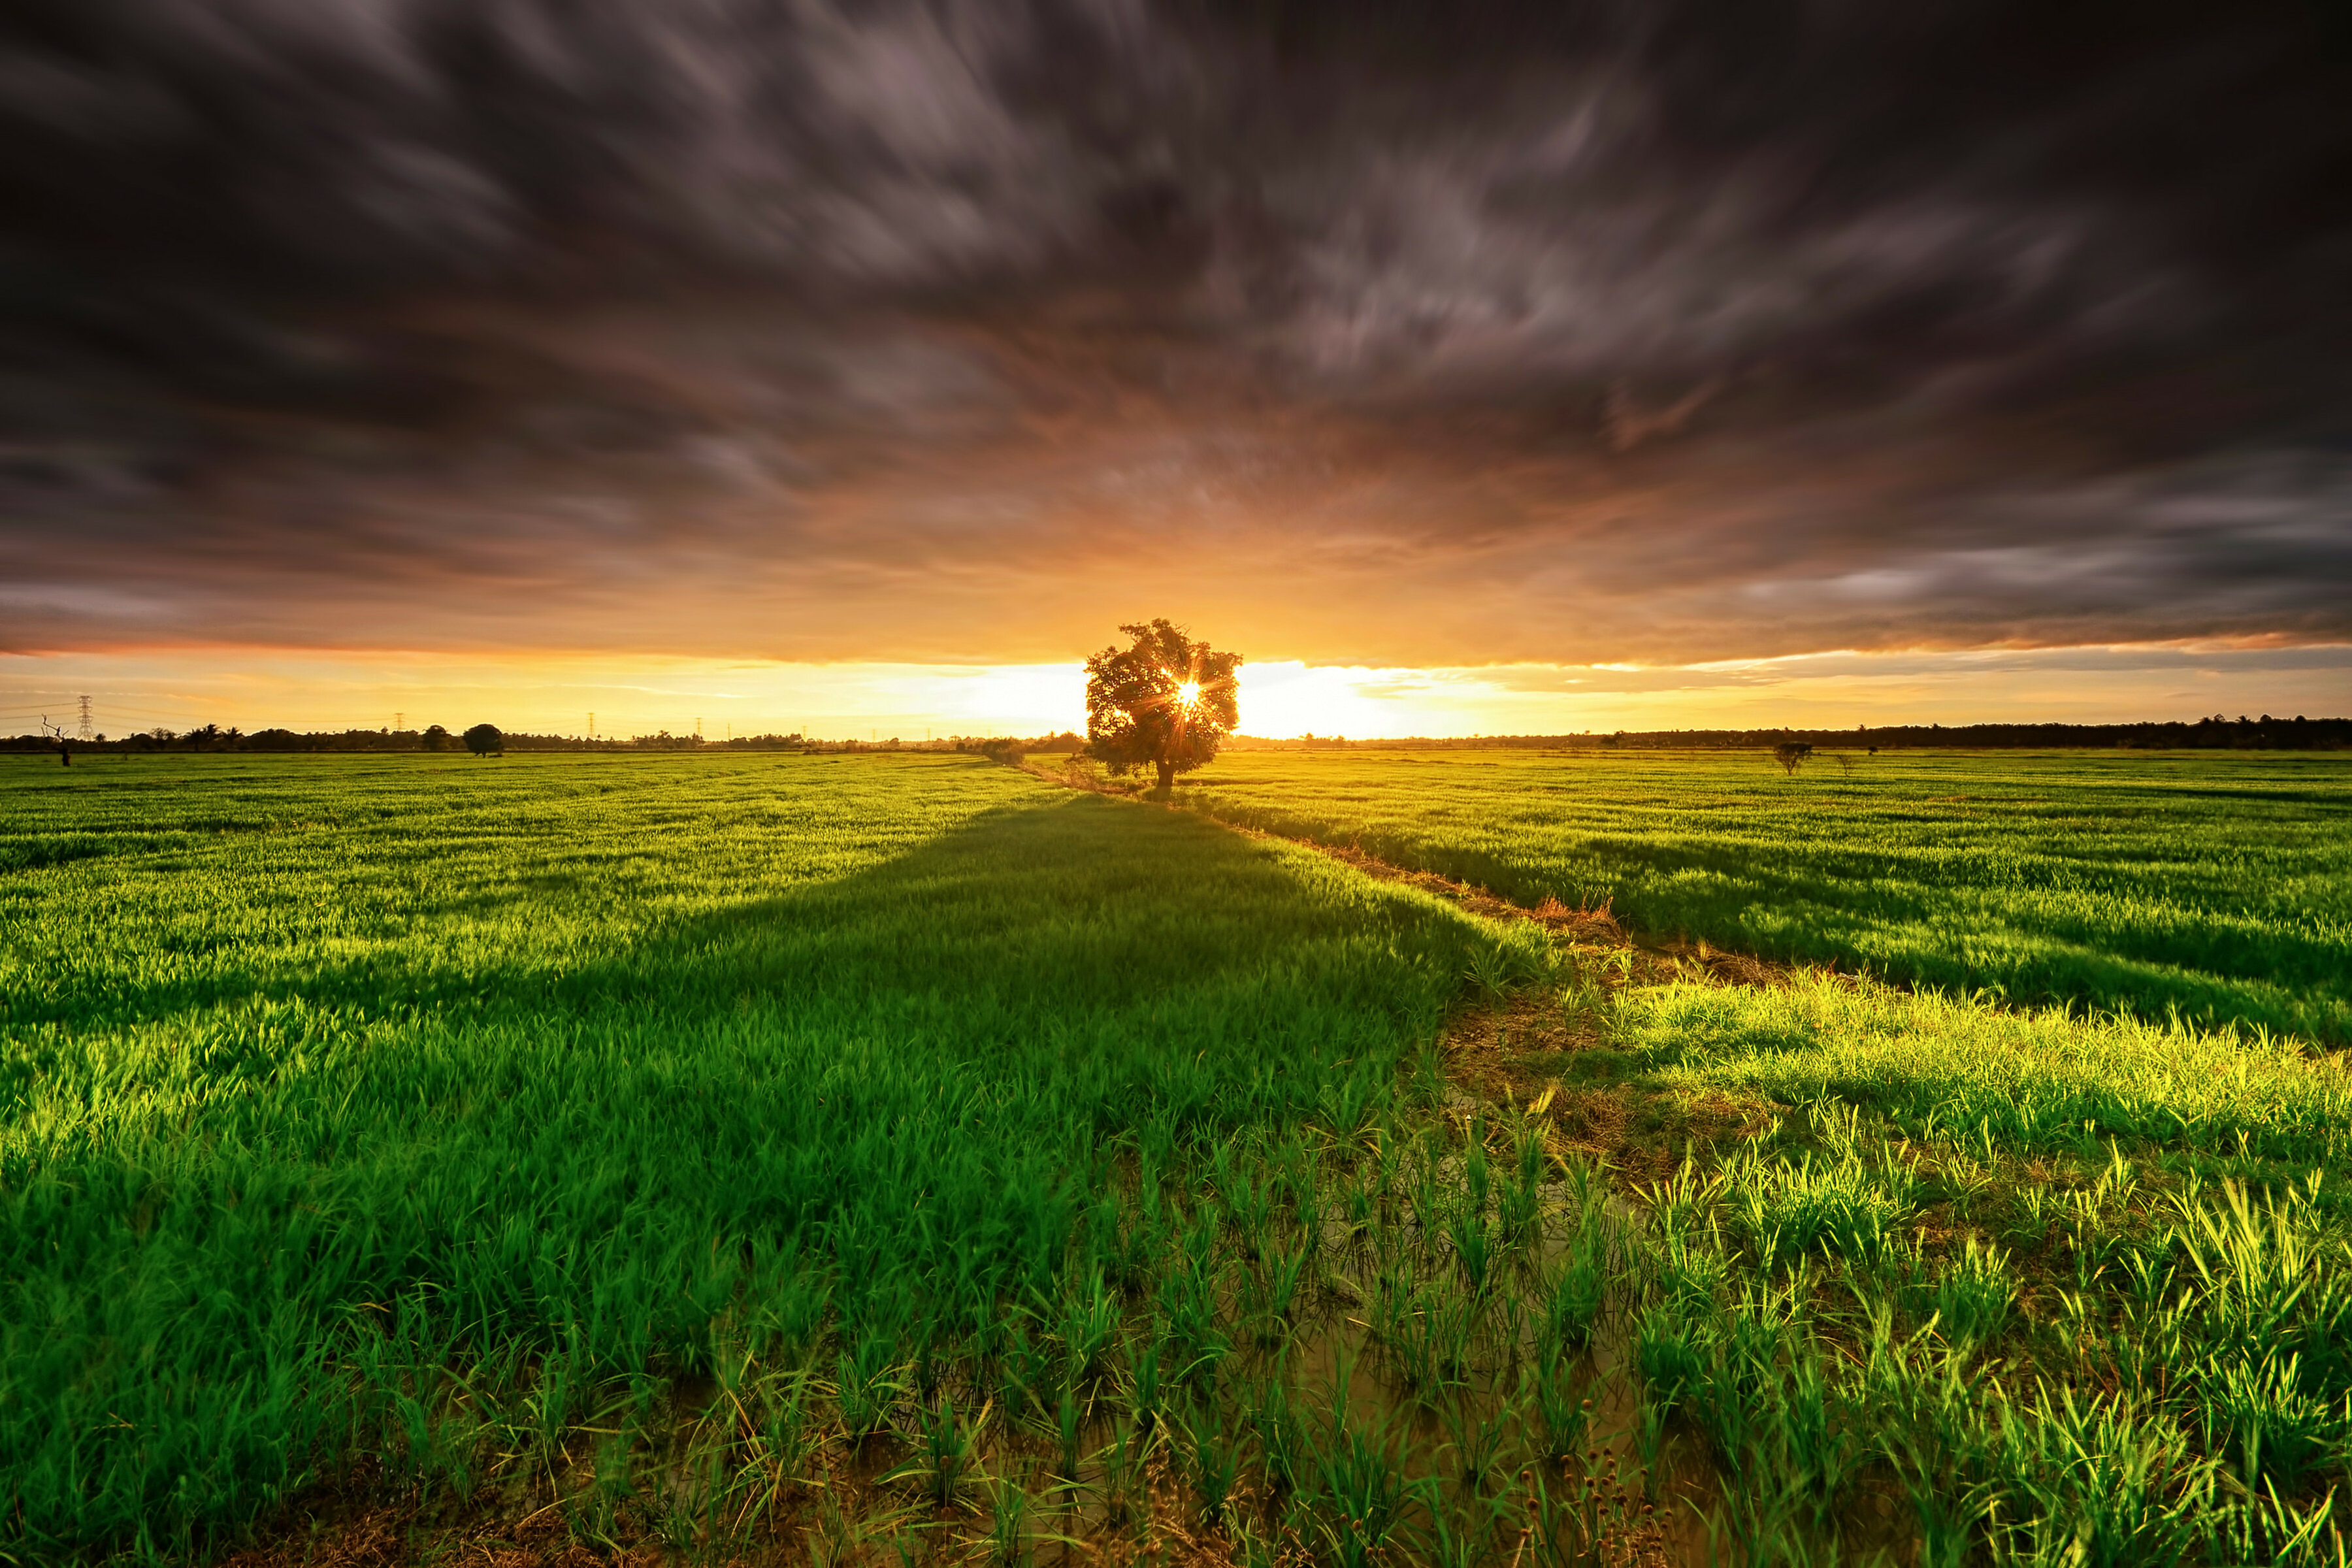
[1155,758,1175,792]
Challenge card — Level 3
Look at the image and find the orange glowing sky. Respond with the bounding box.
[7,643,2347,743]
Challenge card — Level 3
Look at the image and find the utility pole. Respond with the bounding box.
[76,695,93,742]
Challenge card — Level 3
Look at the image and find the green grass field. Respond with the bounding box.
[7,749,2352,1566]
[1173,749,2352,1043]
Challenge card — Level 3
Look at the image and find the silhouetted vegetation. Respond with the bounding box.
[1084,618,1242,792]
[8,714,2344,759]
[1219,714,2352,751]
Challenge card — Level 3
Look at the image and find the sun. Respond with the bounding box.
[1175,679,1202,708]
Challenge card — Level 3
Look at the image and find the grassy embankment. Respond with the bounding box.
[7,749,2352,1565]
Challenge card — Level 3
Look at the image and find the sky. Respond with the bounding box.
[3,0,2347,736]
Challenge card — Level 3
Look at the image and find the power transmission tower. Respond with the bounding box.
[394,711,405,732]
[587,711,595,740]
[77,695,93,742]
[694,716,703,739]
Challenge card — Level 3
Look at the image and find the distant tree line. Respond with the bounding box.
[1220,715,2352,752]
[8,715,2344,757]
[0,726,1090,755]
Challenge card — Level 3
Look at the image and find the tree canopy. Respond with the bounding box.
[1083,619,1241,792]
[463,723,504,757]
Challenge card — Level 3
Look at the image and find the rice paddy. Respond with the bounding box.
[6,747,2352,1565]
[1171,748,2352,1043]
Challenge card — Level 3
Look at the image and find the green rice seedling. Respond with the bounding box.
[1462,1117,1493,1209]
[1376,1275,1478,1397]
[1988,1384,2215,1568]
[1857,1322,1993,1568]
[1644,1159,1729,1249]
[742,1367,818,1513]
[1271,1127,1322,1236]
[1158,1258,1231,1387]
[578,1426,638,1553]
[1897,1235,2018,1347]
[1771,1351,1864,1533]
[1628,1379,1675,1503]
[1558,953,1606,1022]
[838,1335,906,1443]
[1303,1378,1429,1568]
[1338,1162,1377,1241]
[1639,1218,1733,1318]
[998,1319,1057,1420]
[1726,1139,1918,1269]
[1445,1200,1498,1299]
[2171,1178,2340,1354]
[1413,1035,1450,1107]
[1058,1267,1122,1390]
[1249,1372,1307,1497]
[807,1486,927,1568]
[1426,1496,1505,1568]
[1407,1138,1452,1250]
[1052,1382,1085,1477]
[1181,1394,1245,1527]
[896,1395,990,1509]
[1125,1336,1165,1434]
[1435,1396,1514,1495]
[1216,1143,1280,1259]
[1543,1237,1609,1355]
[1250,1239,1312,1345]
[2200,1350,2348,1496]
[2005,1182,2064,1251]
[1526,1352,1591,1464]
[1373,1121,1409,1220]
[1699,1478,1821,1568]
[2196,1480,2347,1568]
[1317,1073,1380,1140]
[1632,1299,1712,1414]
[1467,943,1515,1009]
[2104,1251,2196,1397]
[988,1473,1033,1567]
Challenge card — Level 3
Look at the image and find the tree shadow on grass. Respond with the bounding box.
[1,787,1510,1560]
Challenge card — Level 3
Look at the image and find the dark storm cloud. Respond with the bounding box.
[1,0,2346,661]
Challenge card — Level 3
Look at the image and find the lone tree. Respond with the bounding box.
[1085,619,1241,793]
[463,723,504,757]
[1772,742,1814,776]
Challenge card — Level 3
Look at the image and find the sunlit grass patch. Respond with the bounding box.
[1177,748,2352,1042]
[1617,970,2352,1168]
